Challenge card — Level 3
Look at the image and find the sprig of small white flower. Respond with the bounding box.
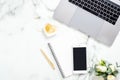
[89,60,120,80]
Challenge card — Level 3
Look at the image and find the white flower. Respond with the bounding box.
[96,65,107,72]
[107,75,116,80]
[109,65,116,72]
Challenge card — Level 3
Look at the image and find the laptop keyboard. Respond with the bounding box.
[69,0,120,25]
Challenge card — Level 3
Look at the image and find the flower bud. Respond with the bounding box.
[109,65,115,72]
[107,75,116,80]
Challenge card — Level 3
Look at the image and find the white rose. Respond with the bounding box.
[107,75,116,80]
[96,65,107,72]
[109,65,115,72]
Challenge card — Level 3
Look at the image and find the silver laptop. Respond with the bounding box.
[53,0,120,46]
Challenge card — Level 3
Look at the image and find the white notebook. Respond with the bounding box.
[48,41,73,78]
[48,35,86,77]
[48,25,87,77]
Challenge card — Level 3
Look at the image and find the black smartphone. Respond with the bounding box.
[73,45,87,74]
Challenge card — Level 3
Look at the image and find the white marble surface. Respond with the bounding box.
[0,0,120,80]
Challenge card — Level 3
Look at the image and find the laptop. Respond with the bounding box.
[53,0,120,46]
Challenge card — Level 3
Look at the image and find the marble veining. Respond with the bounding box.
[0,0,120,80]
[0,0,24,19]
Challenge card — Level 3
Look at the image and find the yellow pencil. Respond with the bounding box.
[40,49,55,70]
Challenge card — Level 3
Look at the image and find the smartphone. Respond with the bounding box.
[73,45,87,74]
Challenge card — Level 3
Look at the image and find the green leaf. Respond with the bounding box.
[101,73,107,77]
[113,70,119,76]
[96,72,103,76]
[116,62,120,68]
[106,66,112,75]
[99,60,106,66]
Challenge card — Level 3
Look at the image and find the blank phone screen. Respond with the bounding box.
[73,47,87,70]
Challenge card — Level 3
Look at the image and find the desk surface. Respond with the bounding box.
[0,0,120,80]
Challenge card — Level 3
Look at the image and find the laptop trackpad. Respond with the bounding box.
[69,8,104,37]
